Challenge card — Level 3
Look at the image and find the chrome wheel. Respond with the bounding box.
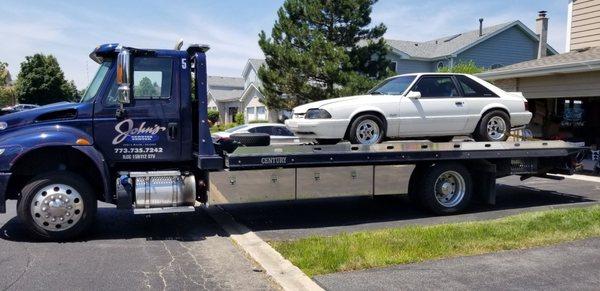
[434,171,466,207]
[486,116,507,141]
[355,119,381,145]
[30,184,84,231]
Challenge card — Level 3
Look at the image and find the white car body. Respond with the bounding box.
[212,123,300,144]
[285,73,532,141]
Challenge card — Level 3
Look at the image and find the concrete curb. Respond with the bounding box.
[561,174,600,183]
[206,205,324,291]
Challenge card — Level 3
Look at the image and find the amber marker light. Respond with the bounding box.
[76,138,91,145]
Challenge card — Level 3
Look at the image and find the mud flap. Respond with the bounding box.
[0,173,11,213]
[470,161,497,205]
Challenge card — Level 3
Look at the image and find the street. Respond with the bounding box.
[0,175,599,290]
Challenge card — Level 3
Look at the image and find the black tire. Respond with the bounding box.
[428,136,454,143]
[316,139,341,145]
[347,114,385,145]
[230,133,270,147]
[17,171,97,241]
[415,162,472,215]
[473,110,511,142]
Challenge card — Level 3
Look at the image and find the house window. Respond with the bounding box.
[257,106,266,120]
[246,107,256,121]
[491,63,504,69]
[388,61,397,72]
[436,61,445,71]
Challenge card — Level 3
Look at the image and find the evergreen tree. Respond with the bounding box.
[136,76,158,96]
[15,54,79,105]
[258,0,390,110]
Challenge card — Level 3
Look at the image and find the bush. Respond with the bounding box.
[234,112,245,125]
[207,110,220,124]
[249,119,269,124]
[437,60,484,74]
[210,122,239,133]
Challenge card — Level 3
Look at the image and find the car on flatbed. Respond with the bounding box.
[285,73,532,145]
[212,123,299,145]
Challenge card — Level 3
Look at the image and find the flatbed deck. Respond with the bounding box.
[225,140,585,170]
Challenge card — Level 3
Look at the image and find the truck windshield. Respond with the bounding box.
[369,75,416,95]
[80,61,113,103]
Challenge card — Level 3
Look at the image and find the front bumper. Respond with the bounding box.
[285,118,350,139]
[0,172,10,213]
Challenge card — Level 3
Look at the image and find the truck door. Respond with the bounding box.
[93,56,182,163]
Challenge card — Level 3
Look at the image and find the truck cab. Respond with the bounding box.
[0,43,219,240]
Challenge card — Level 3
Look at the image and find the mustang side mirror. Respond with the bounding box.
[406,91,421,99]
[116,50,132,105]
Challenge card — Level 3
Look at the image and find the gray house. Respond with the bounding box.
[386,20,558,74]
[207,76,245,123]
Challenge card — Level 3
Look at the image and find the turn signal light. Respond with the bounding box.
[76,138,91,145]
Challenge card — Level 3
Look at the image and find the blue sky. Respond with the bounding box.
[0,0,568,89]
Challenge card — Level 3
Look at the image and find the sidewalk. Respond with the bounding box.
[314,238,600,291]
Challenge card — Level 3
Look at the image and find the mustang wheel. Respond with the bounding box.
[474,110,510,142]
[348,114,384,145]
[17,171,97,241]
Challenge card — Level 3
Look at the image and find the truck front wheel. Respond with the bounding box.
[17,171,97,241]
[416,163,472,215]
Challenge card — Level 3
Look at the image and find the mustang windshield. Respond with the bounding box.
[369,75,416,95]
[80,61,112,103]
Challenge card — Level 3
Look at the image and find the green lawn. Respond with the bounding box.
[271,205,600,276]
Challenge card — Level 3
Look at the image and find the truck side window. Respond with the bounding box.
[104,57,173,106]
[133,57,173,99]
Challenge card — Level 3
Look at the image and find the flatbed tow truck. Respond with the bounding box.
[0,43,587,240]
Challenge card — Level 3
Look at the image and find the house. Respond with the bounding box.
[478,6,600,150]
[386,20,558,74]
[207,59,280,124]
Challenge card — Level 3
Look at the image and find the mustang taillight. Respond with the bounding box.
[524,101,529,111]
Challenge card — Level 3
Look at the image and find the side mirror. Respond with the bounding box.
[406,91,421,99]
[116,50,132,105]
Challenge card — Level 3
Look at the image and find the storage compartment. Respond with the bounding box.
[374,165,414,195]
[296,166,373,199]
[209,169,296,204]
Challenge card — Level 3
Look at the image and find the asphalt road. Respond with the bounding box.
[314,237,600,290]
[221,175,600,241]
[0,202,275,291]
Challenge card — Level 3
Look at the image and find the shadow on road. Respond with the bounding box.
[1,183,596,242]
[0,206,227,243]
[220,183,596,233]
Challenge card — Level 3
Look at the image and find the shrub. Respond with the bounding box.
[249,119,269,124]
[234,112,245,125]
[437,60,484,74]
[207,110,220,124]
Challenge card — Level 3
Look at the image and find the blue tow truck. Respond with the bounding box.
[0,43,587,240]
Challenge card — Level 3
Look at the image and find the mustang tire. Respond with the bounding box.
[474,110,511,142]
[347,114,385,145]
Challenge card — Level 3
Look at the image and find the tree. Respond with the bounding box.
[437,60,485,74]
[136,76,158,96]
[207,110,220,124]
[15,54,80,105]
[258,0,390,110]
[0,62,9,86]
[0,86,16,107]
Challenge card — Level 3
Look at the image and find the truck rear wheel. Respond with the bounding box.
[17,171,97,241]
[415,162,472,215]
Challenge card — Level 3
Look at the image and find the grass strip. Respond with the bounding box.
[271,205,600,276]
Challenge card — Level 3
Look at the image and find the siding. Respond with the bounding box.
[456,26,541,69]
[570,0,600,50]
[387,54,432,74]
[515,71,600,99]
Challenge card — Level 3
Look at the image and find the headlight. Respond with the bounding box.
[305,109,332,119]
[0,122,6,130]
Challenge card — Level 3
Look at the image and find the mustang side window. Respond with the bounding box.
[456,75,498,97]
[413,76,459,98]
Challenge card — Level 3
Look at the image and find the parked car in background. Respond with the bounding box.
[286,73,532,145]
[212,123,299,144]
[0,104,39,116]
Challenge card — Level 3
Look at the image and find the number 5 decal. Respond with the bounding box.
[181,58,187,69]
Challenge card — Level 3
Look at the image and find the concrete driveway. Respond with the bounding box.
[0,201,275,291]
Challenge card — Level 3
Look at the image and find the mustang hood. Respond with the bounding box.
[0,102,81,130]
[293,95,368,114]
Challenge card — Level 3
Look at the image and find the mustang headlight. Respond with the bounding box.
[305,109,332,119]
[0,122,6,130]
